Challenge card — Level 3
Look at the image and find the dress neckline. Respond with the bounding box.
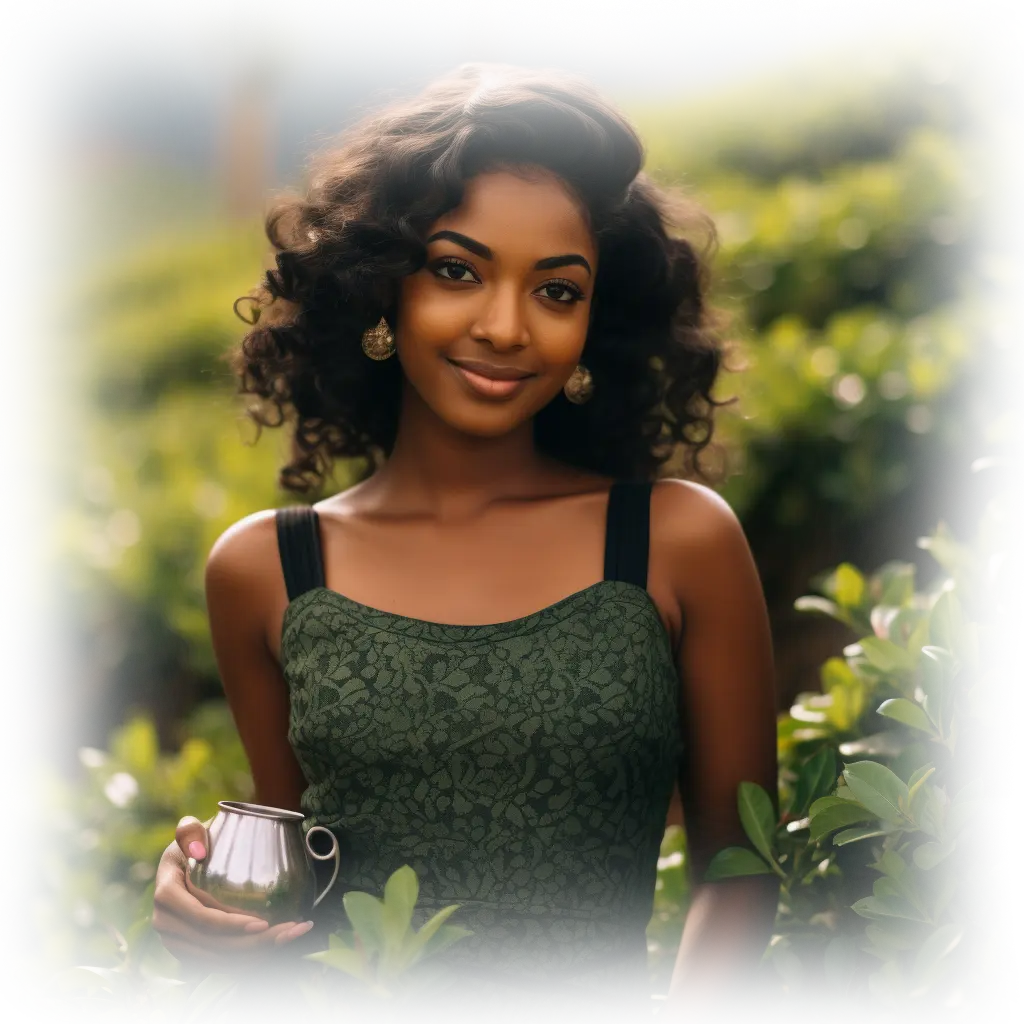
[281,578,664,645]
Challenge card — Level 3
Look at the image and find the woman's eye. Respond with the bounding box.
[537,280,584,304]
[433,259,478,283]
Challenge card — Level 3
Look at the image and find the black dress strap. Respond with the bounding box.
[602,481,654,588]
[275,507,326,602]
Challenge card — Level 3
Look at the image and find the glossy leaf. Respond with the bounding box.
[343,891,386,957]
[843,761,910,823]
[913,840,955,870]
[929,588,966,658]
[834,825,887,846]
[382,864,418,940]
[792,746,836,817]
[808,796,874,841]
[859,637,918,675]
[705,847,774,881]
[737,781,777,862]
[851,894,929,922]
[876,698,937,736]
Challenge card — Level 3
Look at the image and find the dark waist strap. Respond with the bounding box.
[438,933,647,1019]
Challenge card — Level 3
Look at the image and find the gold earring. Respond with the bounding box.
[361,317,395,360]
[563,363,594,405]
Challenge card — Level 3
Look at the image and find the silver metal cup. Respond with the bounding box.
[186,800,340,925]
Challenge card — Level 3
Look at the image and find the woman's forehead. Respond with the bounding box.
[430,169,596,258]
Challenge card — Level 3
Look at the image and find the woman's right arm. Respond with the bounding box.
[152,513,312,963]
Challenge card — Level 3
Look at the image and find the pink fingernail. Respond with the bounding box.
[188,841,206,859]
[293,921,314,937]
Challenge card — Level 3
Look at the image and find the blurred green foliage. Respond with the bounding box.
[622,12,1015,528]
[41,703,252,969]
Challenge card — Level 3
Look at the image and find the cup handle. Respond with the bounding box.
[305,825,340,909]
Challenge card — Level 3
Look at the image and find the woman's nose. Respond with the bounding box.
[469,282,529,349]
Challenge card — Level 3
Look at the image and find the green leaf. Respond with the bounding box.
[382,865,418,942]
[865,922,917,955]
[809,796,874,841]
[420,923,474,960]
[834,825,887,846]
[920,646,954,729]
[929,589,966,658]
[834,563,866,608]
[859,637,918,675]
[914,924,962,981]
[877,561,916,607]
[704,846,774,880]
[376,901,411,978]
[737,781,777,862]
[306,944,368,980]
[843,761,911,824]
[851,894,929,923]
[180,970,237,1024]
[792,747,835,817]
[393,903,459,972]
[823,937,856,995]
[876,698,937,736]
[913,840,955,870]
[343,891,386,956]
[296,974,331,1024]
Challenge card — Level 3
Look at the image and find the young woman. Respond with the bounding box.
[151,64,779,1011]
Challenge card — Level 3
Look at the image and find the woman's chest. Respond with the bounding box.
[269,503,680,657]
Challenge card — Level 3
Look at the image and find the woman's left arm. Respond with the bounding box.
[653,482,780,1003]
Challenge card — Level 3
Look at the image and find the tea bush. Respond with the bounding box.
[651,407,1019,1024]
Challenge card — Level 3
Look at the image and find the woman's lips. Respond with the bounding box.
[446,359,534,399]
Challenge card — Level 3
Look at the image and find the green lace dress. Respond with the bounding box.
[275,481,683,1005]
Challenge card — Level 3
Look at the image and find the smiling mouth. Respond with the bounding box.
[446,358,535,400]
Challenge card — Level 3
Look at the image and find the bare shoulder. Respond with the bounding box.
[205,509,282,596]
[651,478,745,550]
[650,479,757,602]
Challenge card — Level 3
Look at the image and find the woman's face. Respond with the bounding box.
[395,168,597,438]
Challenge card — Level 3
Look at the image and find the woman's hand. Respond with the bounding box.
[152,816,314,966]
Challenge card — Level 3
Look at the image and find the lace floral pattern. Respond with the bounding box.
[282,581,682,989]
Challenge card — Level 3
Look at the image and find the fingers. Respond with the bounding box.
[175,816,210,860]
[155,874,271,935]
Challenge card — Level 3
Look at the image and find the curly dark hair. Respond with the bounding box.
[232,64,727,494]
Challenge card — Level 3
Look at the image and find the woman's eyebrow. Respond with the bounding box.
[426,230,592,276]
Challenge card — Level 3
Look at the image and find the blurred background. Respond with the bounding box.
[24,0,1018,998]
